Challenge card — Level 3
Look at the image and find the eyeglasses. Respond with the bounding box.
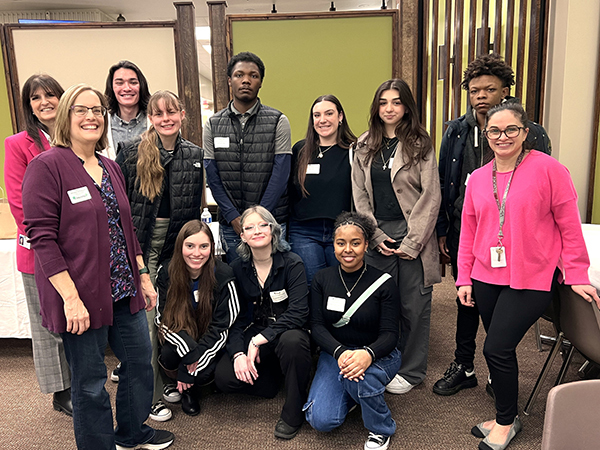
[70,105,107,117]
[242,222,272,233]
[484,126,525,140]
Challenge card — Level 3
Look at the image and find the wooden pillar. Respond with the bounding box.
[174,2,203,146]
[207,1,230,112]
[397,0,420,95]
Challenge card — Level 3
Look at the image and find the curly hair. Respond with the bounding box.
[104,60,151,116]
[333,211,377,243]
[461,53,515,91]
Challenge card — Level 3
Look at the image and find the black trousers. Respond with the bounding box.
[215,327,312,427]
[448,228,481,368]
[158,343,218,387]
[473,273,557,425]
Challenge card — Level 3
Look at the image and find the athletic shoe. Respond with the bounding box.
[364,433,390,450]
[116,429,175,450]
[385,374,414,394]
[111,362,121,383]
[433,361,478,396]
[163,384,182,403]
[149,400,172,422]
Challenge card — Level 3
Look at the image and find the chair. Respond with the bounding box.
[524,283,600,415]
[541,379,600,450]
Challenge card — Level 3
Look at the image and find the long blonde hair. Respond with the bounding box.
[136,90,184,201]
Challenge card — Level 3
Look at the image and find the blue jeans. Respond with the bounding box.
[61,298,155,450]
[221,222,288,263]
[304,349,402,436]
[288,218,338,286]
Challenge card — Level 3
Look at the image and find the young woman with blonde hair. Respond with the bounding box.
[116,90,204,421]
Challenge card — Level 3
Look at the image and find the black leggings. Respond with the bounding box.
[473,272,558,425]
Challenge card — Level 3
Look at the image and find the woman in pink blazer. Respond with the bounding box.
[3,74,72,415]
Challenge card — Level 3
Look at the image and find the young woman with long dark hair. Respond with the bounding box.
[289,94,356,285]
[352,79,441,395]
[156,220,239,416]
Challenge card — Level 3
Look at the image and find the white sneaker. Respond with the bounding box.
[111,362,121,383]
[163,384,182,403]
[364,432,390,450]
[385,374,414,394]
[149,400,172,422]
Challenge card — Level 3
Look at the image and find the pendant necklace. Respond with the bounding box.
[318,144,335,158]
[338,264,367,297]
[381,137,398,170]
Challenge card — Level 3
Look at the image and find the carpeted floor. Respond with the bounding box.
[1,272,586,450]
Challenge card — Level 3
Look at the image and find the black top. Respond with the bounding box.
[227,250,309,356]
[310,263,400,361]
[289,140,352,221]
[371,138,404,221]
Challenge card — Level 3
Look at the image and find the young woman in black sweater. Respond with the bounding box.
[304,212,401,450]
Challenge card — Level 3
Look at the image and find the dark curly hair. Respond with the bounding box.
[334,212,377,243]
[461,53,515,91]
[227,52,265,80]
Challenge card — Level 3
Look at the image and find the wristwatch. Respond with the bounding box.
[139,267,150,275]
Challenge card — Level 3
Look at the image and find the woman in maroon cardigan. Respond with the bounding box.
[22,84,174,450]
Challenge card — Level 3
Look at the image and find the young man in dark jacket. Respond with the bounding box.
[433,53,551,396]
[203,52,292,262]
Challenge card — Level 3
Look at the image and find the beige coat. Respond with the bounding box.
[352,135,442,287]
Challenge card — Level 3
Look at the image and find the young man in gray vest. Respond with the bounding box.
[203,52,292,262]
[434,53,551,396]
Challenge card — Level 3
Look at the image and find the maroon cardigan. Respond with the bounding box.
[22,146,146,334]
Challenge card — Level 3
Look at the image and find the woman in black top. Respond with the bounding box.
[304,212,401,450]
[289,95,356,285]
[155,220,239,416]
[214,206,311,440]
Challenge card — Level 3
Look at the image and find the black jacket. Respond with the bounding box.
[155,259,239,383]
[227,251,308,356]
[116,135,204,263]
[209,101,289,224]
[436,100,551,239]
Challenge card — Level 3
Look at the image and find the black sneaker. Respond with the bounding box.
[139,430,175,450]
[274,418,301,440]
[433,361,478,396]
[364,432,390,450]
[111,362,121,383]
[116,430,174,450]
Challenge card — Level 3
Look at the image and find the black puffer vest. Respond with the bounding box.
[209,101,289,224]
[116,135,204,263]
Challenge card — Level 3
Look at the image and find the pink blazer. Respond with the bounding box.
[4,130,50,274]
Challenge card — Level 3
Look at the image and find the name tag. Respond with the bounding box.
[327,296,346,312]
[387,157,394,169]
[270,289,288,303]
[214,137,230,148]
[67,186,92,204]
[306,164,320,175]
[490,246,507,268]
[18,234,31,250]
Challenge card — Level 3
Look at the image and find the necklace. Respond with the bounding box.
[381,137,398,169]
[338,264,367,297]
[317,144,335,158]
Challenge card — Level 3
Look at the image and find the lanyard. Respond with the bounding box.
[492,151,525,247]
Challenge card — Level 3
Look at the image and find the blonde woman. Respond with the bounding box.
[116,90,204,421]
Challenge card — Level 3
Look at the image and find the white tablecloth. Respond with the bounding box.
[0,239,30,338]
[581,224,600,291]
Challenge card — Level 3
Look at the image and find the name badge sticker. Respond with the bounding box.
[306,164,320,175]
[67,186,92,204]
[270,289,288,303]
[214,137,230,148]
[18,234,31,250]
[327,296,346,313]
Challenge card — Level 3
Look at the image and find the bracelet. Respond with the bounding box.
[250,338,260,348]
[232,352,245,361]
[363,346,376,362]
[139,267,150,275]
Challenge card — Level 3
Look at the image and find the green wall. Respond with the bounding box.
[0,49,14,192]
[231,16,393,144]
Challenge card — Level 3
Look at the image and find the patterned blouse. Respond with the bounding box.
[93,157,137,302]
